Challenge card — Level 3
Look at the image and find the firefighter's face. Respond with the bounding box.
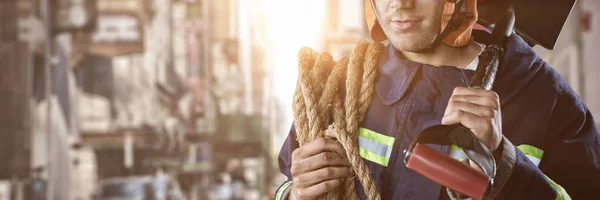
[373,0,444,52]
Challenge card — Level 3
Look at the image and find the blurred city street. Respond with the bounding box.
[0,0,599,199]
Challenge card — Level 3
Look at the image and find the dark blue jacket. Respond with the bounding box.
[276,30,600,199]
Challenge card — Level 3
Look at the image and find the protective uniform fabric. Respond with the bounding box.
[276,30,600,199]
[364,0,477,47]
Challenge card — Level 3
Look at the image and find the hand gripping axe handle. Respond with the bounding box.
[403,7,515,200]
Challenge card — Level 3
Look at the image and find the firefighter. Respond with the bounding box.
[275,0,600,199]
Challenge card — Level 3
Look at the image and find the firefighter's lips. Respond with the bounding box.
[391,19,421,31]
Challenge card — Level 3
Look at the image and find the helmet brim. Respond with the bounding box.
[477,0,577,50]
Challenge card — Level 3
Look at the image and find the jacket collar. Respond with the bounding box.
[375,30,543,106]
[376,44,421,106]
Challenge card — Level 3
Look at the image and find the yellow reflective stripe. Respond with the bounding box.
[517,144,544,160]
[359,128,395,146]
[275,181,293,200]
[359,147,390,167]
[516,145,569,199]
[544,175,571,200]
[450,145,462,151]
[358,128,394,167]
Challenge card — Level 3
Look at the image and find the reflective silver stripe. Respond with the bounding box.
[275,181,292,200]
[525,155,541,166]
[358,136,393,159]
[449,145,467,161]
[449,150,467,161]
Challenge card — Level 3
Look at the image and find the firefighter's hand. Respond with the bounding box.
[289,138,352,200]
[442,87,502,151]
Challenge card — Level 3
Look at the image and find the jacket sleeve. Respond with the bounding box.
[275,125,300,200]
[491,102,600,199]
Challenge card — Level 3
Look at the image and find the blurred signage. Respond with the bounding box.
[98,0,140,11]
[52,0,98,33]
[18,0,98,33]
[95,0,153,22]
[88,0,150,56]
[93,15,141,43]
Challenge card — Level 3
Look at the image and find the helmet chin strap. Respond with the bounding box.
[428,0,474,49]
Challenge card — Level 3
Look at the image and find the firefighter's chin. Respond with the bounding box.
[388,34,438,53]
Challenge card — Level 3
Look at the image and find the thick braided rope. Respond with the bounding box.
[345,41,383,200]
[321,58,356,200]
[299,48,319,136]
[359,42,384,122]
[307,53,335,140]
[306,52,344,200]
[341,41,381,200]
[316,57,349,128]
[293,49,318,145]
[292,39,384,199]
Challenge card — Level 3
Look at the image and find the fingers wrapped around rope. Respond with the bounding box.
[325,125,379,200]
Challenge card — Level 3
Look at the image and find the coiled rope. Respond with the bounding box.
[293,40,384,200]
